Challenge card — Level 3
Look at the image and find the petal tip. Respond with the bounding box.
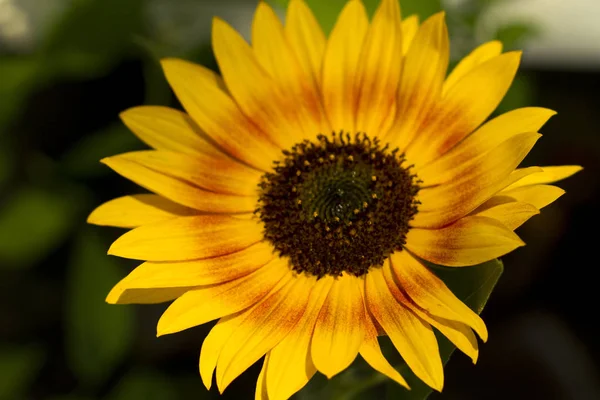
[99,157,113,167]
[159,57,179,71]
[571,165,584,174]
[118,107,138,121]
[105,285,123,304]
[200,369,213,391]
[156,325,169,337]
[432,379,444,393]
[212,16,228,32]
[433,10,447,20]
[107,241,121,256]
[86,210,99,225]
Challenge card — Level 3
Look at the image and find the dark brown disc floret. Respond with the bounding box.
[256,132,420,278]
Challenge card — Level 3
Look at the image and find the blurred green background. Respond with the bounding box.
[0,0,597,399]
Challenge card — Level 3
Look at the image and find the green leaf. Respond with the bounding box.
[105,369,178,400]
[0,345,44,400]
[0,186,85,269]
[40,0,144,78]
[269,0,441,35]
[65,229,134,386]
[297,259,503,400]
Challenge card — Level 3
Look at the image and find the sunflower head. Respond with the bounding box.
[88,0,581,398]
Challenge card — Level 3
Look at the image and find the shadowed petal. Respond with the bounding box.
[213,17,304,149]
[157,257,290,336]
[120,106,225,158]
[359,308,410,389]
[366,266,444,391]
[405,216,524,267]
[161,58,282,171]
[383,262,479,363]
[390,251,487,340]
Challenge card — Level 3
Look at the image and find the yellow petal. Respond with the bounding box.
[365,266,443,391]
[406,52,522,167]
[106,283,192,305]
[405,215,525,267]
[157,257,290,336]
[443,41,503,95]
[472,201,540,230]
[385,12,449,149]
[501,184,565,209]
[413,311,479,364]
[213,17,302,149]
[413,133,541,228]
[311,274,365,379]
[390,251,487,341]
[355,0,403,135]
[416,107,556,185]
[107,241,275,292]
[321,0,369,132]
[401,15,419,55]
[504,165,583,189]
[106,150,261,197]
[101,155,257,213]
[265,276,333,400]
[285,0,326,87]
[87,194,196,228]
[253,2,329,141]
[160,58,281,171]
[255,355,269,400]
[382,262,479,363]
[120,106,224,158]
[108,215,263,261]
[215,274,316,393]
[200,311,245,390]
[359,310,409,389]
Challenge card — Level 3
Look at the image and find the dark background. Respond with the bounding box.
[0,0,597,399]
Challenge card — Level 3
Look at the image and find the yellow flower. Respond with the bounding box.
[88,0,581,398]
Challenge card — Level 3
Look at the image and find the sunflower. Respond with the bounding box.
[88,0,581,398]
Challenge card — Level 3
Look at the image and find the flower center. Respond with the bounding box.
[256,133,420,278]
